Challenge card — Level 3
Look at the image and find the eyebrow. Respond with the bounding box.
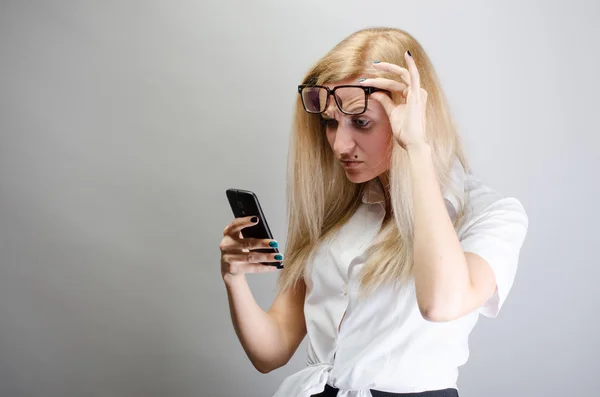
[322,108,373,119]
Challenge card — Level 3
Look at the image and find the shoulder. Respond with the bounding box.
[459,173,529,234]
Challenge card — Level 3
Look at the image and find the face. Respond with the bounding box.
[321,78,392,184]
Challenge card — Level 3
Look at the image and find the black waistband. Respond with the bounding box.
[311,384,459,397]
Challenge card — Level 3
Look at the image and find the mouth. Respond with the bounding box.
[340,160,363,169]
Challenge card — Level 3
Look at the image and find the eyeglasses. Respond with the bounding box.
[297,84,389,116]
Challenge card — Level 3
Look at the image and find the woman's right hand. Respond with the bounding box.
[220,216,282,280]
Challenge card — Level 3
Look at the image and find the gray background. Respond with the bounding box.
[1,1,598,396]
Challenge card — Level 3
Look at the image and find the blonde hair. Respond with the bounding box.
[278,27,469,296]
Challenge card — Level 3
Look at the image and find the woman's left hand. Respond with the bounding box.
[358,51,428,150]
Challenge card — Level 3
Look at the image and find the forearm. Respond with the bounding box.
[223,274,289,372]
[408,144,469,320]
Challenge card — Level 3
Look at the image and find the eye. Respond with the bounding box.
[353,118,371,128]
[321,118,338,129]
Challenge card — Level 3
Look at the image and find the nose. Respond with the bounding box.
[331,121,356,155]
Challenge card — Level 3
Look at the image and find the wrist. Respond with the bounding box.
[406,141,432,159]
[223,272,247,288]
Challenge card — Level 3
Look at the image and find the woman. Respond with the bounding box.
[220,27,528,397]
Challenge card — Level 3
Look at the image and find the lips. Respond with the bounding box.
[341,160,363,168]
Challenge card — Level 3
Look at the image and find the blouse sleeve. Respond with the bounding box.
[459,197,529,318]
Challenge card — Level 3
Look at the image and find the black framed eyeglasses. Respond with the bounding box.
[297,84,389,115]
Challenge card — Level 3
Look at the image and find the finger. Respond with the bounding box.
[247,251,284,264]
[404,51,421,91]
[370,91,397,115]
[357,77,407,94]
[246,237,279,251]
[222,254,279,275]
[246,264,279,273]
[222,252,252,267]
[222,252,281,266]
[220,235,275,253]
[371,62,411,86]
[220,235,240,252]
[223,251,282,267]
[223,215,259,236]
[222,236,279,252]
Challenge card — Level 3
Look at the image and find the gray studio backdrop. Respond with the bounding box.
[1,1,598,397]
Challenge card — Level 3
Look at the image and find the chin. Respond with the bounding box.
[344,170,376,184]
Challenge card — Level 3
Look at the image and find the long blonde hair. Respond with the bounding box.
[278,27,469,296]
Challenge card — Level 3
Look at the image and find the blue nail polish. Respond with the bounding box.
[275,254,283,261]
[269,241,279,248]
[357,78,366,82]
[373,60,381,64]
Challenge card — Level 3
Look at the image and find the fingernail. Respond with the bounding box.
[357,78,366,82]
[275,254,283,261]
[373,60,381,63]
[250,216,258,223]
[407,50,412,57]
[269,241,279,248]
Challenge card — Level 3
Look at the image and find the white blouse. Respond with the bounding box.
[272,163,529,397]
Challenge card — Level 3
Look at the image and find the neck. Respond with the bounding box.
[377,171,392,219]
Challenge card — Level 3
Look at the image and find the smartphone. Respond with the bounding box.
[225,188,283,269]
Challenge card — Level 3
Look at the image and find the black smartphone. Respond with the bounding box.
[225,188,283,269]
